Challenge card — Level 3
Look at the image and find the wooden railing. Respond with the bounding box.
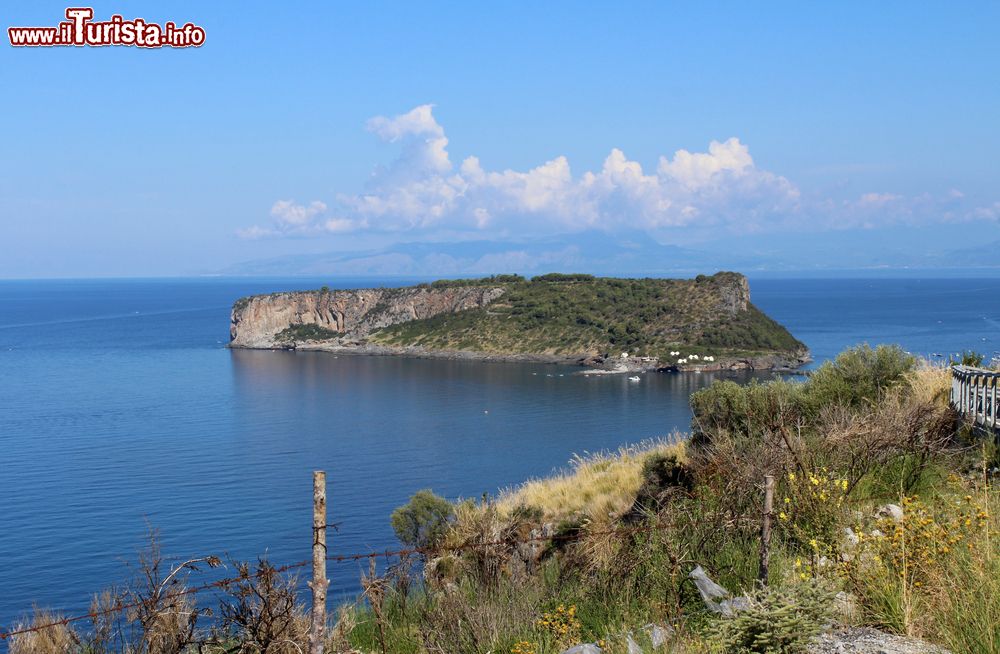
[951,365,1000,434]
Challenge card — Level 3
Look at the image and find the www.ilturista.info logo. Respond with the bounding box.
[8,8,205,48]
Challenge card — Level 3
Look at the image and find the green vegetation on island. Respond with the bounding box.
[373,272,805,359]
[275,323,341,342]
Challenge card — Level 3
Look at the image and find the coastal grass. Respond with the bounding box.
[356,346,974,653]
[494,438,688,524]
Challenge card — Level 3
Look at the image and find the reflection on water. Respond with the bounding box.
[6,275,997,628]
[0,301,767,627]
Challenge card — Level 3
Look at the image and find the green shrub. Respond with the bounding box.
[804,344,915,412]
[691,345,917,442]
[390,490,455,551]
[531,273,596,283]
[697,306,806,352]
[690,379,806,443]
[710,579,835,654]
[951,350,985,367]
[429,275,525,288]
[628,452,694,516]
[275,323,340,342]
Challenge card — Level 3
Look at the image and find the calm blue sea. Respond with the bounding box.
[1,276,999,632]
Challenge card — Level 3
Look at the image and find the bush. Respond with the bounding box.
[690,379,806,443]
[951,350,985,367]
[626,452,694,518]
[274,323,340,342]
[530,273,596,283]
[219,559,306,653]
[390,490,455,551]
[804,344,915,413]
[710,579,835,654]
[429,275,525,288]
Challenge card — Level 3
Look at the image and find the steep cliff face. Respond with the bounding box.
[712,272,750,315]
[230,286,506,348]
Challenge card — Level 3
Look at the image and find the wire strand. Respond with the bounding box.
[0,520,665,641]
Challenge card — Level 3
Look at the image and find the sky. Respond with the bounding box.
[1,1,999,278]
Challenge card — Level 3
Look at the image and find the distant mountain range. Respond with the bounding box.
[219,231,1000,277]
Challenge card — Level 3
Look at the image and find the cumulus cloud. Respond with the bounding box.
[331,105,802,235]
[967,201,1000,222]
[238,200,364,238]
[271,200,327,227]
[829,188,983,229]
[239,105,997,240]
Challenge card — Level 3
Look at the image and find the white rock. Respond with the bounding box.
[560,645,602,654]
[843,526,860,549]
[876,504,904,522]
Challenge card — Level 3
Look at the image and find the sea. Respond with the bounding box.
[1,276,999,632]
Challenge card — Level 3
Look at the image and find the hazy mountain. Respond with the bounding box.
[220,228,1000,277]
[221,231,765,277]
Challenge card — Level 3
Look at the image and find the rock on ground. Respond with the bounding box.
[808,627,951,654]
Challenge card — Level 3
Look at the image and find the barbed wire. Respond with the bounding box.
[0,559,311,642]
[0,519,667,642]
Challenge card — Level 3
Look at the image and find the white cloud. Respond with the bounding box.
[856,192,903,208]
[239,105,998,240]
[657,137,754,188]
[831,189,980,228]
[966,201,1000,222]
[365,104,451,180]
[334,106,801,235]
[235,225,277,240]
[270,200,327,227]
[236,200,363,238]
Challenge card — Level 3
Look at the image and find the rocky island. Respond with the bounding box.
[229,272,810,371]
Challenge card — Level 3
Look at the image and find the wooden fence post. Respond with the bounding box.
[759,474,775,586]
[309,471,328,654]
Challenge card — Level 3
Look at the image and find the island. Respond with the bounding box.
[229,272,810,371]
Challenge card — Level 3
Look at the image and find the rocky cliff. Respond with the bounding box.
[714,272,750,314]
[230,285,506,348]
[229,273,808,370]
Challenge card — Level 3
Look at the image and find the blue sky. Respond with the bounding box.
[2,1,999,277]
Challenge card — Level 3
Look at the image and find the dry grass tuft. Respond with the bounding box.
[494,437,687,524]
[907,362,951,406]
[8,609,78,654]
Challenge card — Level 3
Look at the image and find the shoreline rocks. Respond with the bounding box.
[234,340,811,372]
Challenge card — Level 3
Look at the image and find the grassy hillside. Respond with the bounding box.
[372,272,804,358]
[345,347,996,654]
[11,348,995,654]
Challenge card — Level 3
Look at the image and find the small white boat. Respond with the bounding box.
[628,375,641,382]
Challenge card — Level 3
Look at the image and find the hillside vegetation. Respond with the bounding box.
[10,345,997,654]
[372,272,804,358]
[338,345,996,654]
